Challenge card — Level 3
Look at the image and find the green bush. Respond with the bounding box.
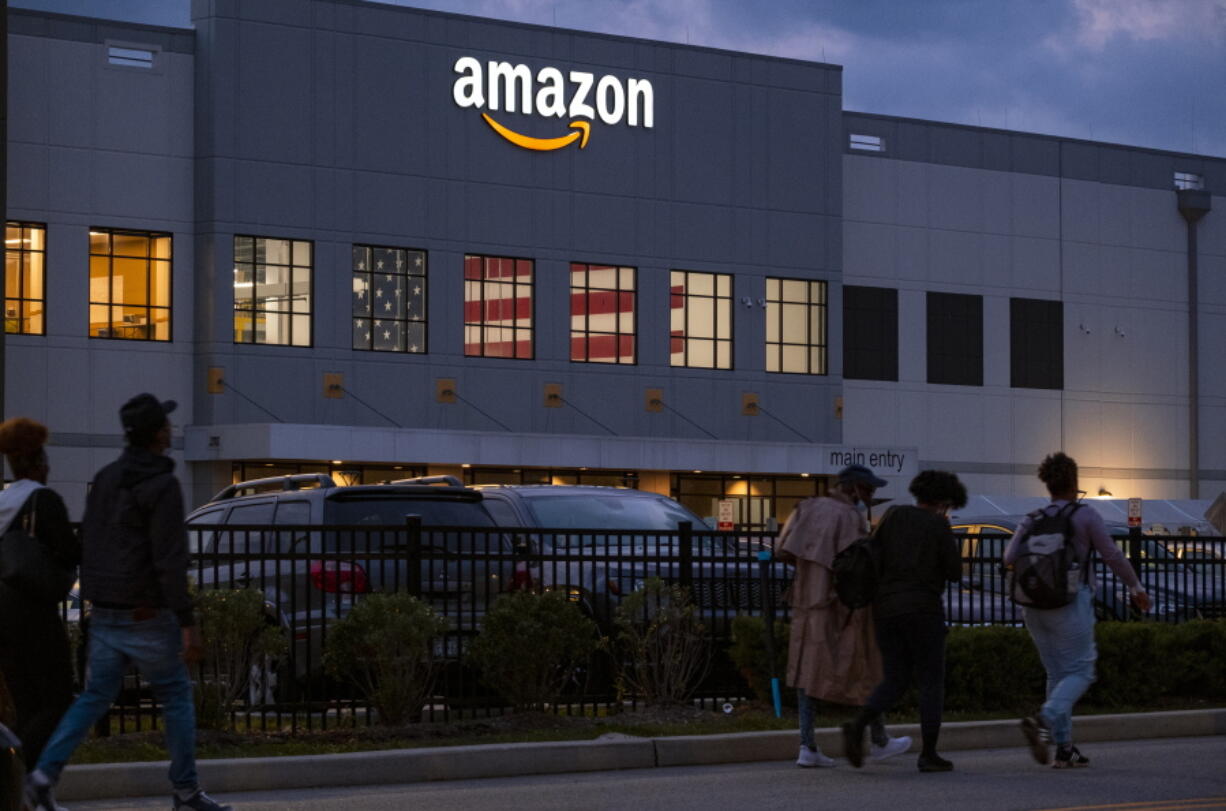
[943,621,1226,711]
[195,588,288,728]
[323,593,449,726]
[944,626,1043,713]
[1157,620,1226,700]
[726,615,791,706]
[611,578,710,706]
[468,590,599,711]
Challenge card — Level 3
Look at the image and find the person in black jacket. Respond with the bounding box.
[0,417,80,777]
[841,470,966,773]
[24,394,232,811]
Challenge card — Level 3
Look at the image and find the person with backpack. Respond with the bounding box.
[0,418,79,784]
[1006,452,1150,769]
[24,395,233,811]
[841,470,966,773]
[776,464,910,768]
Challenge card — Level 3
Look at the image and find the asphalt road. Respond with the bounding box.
[74,736,1226,811]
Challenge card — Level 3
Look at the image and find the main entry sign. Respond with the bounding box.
[453,57,655,151]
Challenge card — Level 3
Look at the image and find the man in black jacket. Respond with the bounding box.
[25,394,232,811]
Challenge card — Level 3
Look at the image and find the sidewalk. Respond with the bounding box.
[56,708,1226,801]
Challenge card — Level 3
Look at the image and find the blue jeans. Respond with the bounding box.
[799,690,886,749]
[1023,586,1097,747]
[36,607,198,790]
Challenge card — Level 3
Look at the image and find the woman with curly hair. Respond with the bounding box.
[0,417,80,773]
[842,470,966,773]
[1007,452,1150,769]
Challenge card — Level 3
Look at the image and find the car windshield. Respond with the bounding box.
[523,494,699,547]
[325,498,494,526]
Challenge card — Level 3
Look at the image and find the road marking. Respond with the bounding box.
[1037,799,1226,811]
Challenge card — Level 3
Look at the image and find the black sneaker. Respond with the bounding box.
[23,773,67,811]
[173,788,233,811]
[1021,716,1052,765]
[841,721,866,769]
[917,753,954,772]
[1052,744,1089,769]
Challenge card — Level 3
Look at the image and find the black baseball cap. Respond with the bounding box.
[120,393,177,438]
[837,464,888,489]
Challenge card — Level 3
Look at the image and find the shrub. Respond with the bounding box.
[1088,622,1165,707]
[944,626,1043,713]
[468,590,599,711]
[611,577,710,706]
[195,588,288,728]
[323,592,449,726]
[1157,620,1226,700]
[726,615,791,706]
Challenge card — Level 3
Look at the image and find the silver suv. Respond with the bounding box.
[474,485,767,626]
[187,474,510,699]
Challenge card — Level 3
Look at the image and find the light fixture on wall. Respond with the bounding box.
[1098,487,1113,497]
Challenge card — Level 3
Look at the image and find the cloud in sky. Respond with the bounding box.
[13,0,1226,157]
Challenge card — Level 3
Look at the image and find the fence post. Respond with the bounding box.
[405,515,422,598]
[678,521,693,589]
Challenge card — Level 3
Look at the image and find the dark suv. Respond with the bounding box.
[186,474,511,699]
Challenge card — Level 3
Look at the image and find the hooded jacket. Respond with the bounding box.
[80,447,193,626]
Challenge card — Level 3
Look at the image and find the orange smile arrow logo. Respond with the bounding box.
[481,113,591,151]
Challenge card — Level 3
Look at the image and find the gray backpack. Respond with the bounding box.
[1006,502,1087,609]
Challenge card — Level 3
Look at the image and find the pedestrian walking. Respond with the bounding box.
[24,395,233,811]
[0,418,79,776]
[777,464,911,768]
[1007,452,1150,769]
[841,470,966,773]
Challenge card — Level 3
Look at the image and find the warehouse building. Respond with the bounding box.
[5,1,1224,526]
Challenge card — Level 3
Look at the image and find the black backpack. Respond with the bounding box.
[1006,502,1087,609]
[832,509,888,610]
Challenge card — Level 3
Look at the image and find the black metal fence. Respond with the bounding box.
[73,524,1224,734]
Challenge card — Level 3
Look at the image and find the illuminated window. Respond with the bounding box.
[4,222,46,335]
[464,254,533,359]
[352,245,427,353]
[670,270,732,369]
[765,278,826,374]
[88,228,171,341]
[570,262,635,364]
[233,236,312,347]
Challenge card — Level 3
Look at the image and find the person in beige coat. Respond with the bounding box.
[777,464,910,767]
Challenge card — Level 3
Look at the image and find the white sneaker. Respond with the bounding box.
[869,735,912,762]
[796,745,836,768]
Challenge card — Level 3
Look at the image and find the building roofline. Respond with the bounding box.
[8,7,194,53]
[845,109,1226,165]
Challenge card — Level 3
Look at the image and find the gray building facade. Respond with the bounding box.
[5,0,1223,524]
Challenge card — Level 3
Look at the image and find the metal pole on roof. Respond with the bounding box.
[1178,188,1212,499]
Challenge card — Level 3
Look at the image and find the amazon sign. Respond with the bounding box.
[453,57,655,152]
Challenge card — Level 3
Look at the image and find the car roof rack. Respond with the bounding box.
[211,473,337,502]
[389,475,464,488]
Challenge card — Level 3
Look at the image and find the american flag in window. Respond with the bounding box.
[464,254,533,359]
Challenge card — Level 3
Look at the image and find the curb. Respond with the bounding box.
[56,709,1226,801]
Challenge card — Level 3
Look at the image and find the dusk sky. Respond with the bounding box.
[14,0,1226,158]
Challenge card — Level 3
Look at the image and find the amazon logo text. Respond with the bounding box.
[452,57,654,151]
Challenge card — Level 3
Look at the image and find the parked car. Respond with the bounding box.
[472,484,772,626]
[186,473,509,699]
[951,515,1220,622]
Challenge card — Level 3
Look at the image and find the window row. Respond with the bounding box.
[6,227,830,375]
[843,286,1064,390]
